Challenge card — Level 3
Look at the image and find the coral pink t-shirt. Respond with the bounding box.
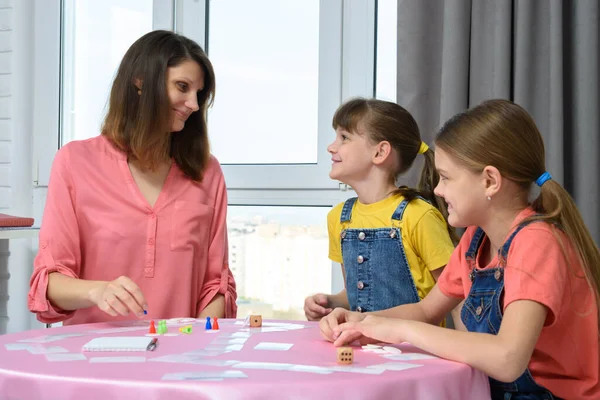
[28,135,237,325]
[438,208,599,399]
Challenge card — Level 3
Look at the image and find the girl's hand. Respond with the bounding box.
[334,315,402,346]
[88,276,147,318]
[320,307,368,343]
[304,293,333,321]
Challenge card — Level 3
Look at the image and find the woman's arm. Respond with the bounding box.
[196,159,237,318]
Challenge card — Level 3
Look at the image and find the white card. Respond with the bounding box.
[89,356,146,363]
[381,346,403,354]
[211,337,248,345]
[226,332,252,338]
[233,361,293,371]
[88,327,145,335]
[148,354,193,363]
[362,344,382,350]
[254,342,293,351]
[18,333,84,343]
[165,318,197,326]
[4,343,35,351]
[369,362,422,371]
[46,353,87,362]
[331,365,386,374]
[289,364,333,374]
[162,370,247,381]
[384,353,438,361]
[362,348,389,354]
[183,349,227,357]
[27,346,69,355]
[205,344,244,352]
[181,359,241,367]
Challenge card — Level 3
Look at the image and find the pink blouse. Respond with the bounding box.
[28,135,237,325]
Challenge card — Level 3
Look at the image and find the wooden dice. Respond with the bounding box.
[337,347,354,364]
[249,315,262,327]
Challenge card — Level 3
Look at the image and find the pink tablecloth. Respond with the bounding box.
[0,319,490,400]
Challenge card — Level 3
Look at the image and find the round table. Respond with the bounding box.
[0,319,491,399]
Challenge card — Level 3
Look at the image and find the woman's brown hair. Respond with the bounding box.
[332,97,458,243]
[435,99,600,326]
[102,30,215,181]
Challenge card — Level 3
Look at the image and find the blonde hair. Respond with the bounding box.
[333,97,458,244]
[435,99,600,326]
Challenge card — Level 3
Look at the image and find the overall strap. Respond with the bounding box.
[340,197,358,223]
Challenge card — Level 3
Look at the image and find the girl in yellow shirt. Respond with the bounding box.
[304,98,456,319]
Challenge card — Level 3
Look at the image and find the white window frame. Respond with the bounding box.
[178,0,375,191]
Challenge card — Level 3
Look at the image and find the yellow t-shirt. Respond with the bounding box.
[328,193,454,300]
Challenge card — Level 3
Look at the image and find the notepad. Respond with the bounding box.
[82,336,154,352]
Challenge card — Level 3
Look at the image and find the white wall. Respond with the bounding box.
[0,0,46,334]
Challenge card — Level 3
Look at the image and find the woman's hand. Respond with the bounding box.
[88,276,147,317]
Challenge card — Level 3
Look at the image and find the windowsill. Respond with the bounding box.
[0,227,40,239]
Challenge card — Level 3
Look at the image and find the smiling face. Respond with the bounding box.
[166,59,204,132]
[327,127,377,185]
[433,147,489,228]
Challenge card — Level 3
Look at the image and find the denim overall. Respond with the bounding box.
[340,197,420,312]
[462,222,561,400]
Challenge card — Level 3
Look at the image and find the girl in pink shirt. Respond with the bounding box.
[320,99,599,399]
[28,30,237,325]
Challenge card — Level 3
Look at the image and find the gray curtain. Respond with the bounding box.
[396,0,600,242]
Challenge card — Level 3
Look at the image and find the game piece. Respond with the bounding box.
[179,325,192,334]
[205,317,212,330]
[337,347,354,364]
[212,317,219,330]
[148,321,156,334]
[159,320,168,335]
[249,315,262,328]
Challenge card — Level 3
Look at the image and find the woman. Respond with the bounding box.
[28,30,237,325]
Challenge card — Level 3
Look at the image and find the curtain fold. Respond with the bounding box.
[396,0,600,242]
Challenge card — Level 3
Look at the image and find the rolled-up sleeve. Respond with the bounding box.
[28,146,81,323]
[196,160,237,318]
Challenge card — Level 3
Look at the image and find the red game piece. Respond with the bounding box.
[149,320,156,334]
[212,317,219,330]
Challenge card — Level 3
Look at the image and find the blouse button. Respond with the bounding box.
[357,255,364,264]
[358,232,366,240]
[357,281,364,290]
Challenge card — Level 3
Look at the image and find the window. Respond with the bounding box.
[60,0,156,145]
[202,0,345,190]
[208,0,320,165]
[229,205,332,320]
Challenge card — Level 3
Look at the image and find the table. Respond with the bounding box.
[0,319,491,400]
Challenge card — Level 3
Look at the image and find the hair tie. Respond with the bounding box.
[418,142,429,154]
[535,171,552,187]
